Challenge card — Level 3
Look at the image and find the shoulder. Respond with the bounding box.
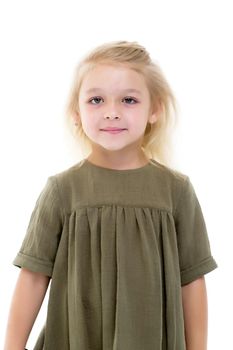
[148,159,192,212]
[50,159,86,182]
[43,159,89,213]
[149,159,189,187]
[47,159,87,197]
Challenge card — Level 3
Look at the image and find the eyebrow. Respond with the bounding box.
[85,88,142,95]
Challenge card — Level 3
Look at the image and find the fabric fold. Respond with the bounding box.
[160,211,186,350]
[12,158,217,349]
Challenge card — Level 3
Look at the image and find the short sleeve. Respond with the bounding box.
[13,176,63,277]
[174,176,218,286]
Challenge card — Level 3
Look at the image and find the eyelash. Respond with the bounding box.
[88,97,138,105]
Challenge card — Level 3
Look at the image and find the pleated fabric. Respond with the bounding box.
[13,158,218,349]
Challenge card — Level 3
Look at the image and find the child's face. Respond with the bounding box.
[77,63,157,155]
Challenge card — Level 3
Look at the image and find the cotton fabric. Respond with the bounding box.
[13,158,218,349]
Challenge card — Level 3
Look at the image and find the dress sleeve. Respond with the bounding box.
[174,176,218,286]
[13,176,63,277]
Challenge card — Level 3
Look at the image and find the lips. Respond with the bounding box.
[100,127,126,131]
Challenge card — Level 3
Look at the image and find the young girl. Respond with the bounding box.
[4,40,218,350]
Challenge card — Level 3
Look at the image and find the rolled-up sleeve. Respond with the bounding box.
[174,176,218,286]
[13,176,63,277]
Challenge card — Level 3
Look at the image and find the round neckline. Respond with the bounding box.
[84,158,153,173]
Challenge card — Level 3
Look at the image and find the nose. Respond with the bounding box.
[104,114,121,120]
[103,99,122,120]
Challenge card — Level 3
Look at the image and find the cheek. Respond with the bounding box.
[80,104,99,118]
[80,114,100,135]
[127,111,148,127]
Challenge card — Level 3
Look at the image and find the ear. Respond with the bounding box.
[72,112,80,125]
[148,111,158,124]
[148,100,162,124]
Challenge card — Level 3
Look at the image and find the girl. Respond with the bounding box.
[4,40,218,350]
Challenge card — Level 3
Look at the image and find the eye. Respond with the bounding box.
[88,96,138,105]
[123,97,138,104]
[88,97,103,104]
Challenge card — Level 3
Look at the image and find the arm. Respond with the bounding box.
[4,268,50,350]
[181,276,208,350]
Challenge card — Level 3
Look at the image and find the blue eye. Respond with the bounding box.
[88,96,138,105]
[123,97,138,104]
[89,97,103,104]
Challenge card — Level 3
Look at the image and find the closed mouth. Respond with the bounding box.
[100,128,127,131]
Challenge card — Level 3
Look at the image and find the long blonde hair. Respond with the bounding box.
[65,40,179,167]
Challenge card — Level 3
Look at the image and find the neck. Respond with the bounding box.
[87,149,149,170]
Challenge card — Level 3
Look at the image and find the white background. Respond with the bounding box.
[0,0,231,348]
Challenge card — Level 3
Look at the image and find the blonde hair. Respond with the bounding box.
[65,40,179,167]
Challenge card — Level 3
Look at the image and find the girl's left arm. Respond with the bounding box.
[181,276,208,350]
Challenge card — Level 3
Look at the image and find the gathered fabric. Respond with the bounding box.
[13,158,217,349]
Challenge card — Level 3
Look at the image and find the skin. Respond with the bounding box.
[75,63,158,170]
[4,269,50,349]
[76,63,209,348]
[182,276,208,350]
[75,63,209,348]
[4,268,208,350]
[4,64,208,349]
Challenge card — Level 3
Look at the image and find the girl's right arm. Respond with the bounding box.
[4,268,50,350]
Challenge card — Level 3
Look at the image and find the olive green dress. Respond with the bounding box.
[13,158,218,350]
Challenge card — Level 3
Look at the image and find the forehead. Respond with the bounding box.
[80,64,148,94]
[86,87,142,95]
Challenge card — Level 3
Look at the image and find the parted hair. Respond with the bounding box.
[65,40,179,167]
